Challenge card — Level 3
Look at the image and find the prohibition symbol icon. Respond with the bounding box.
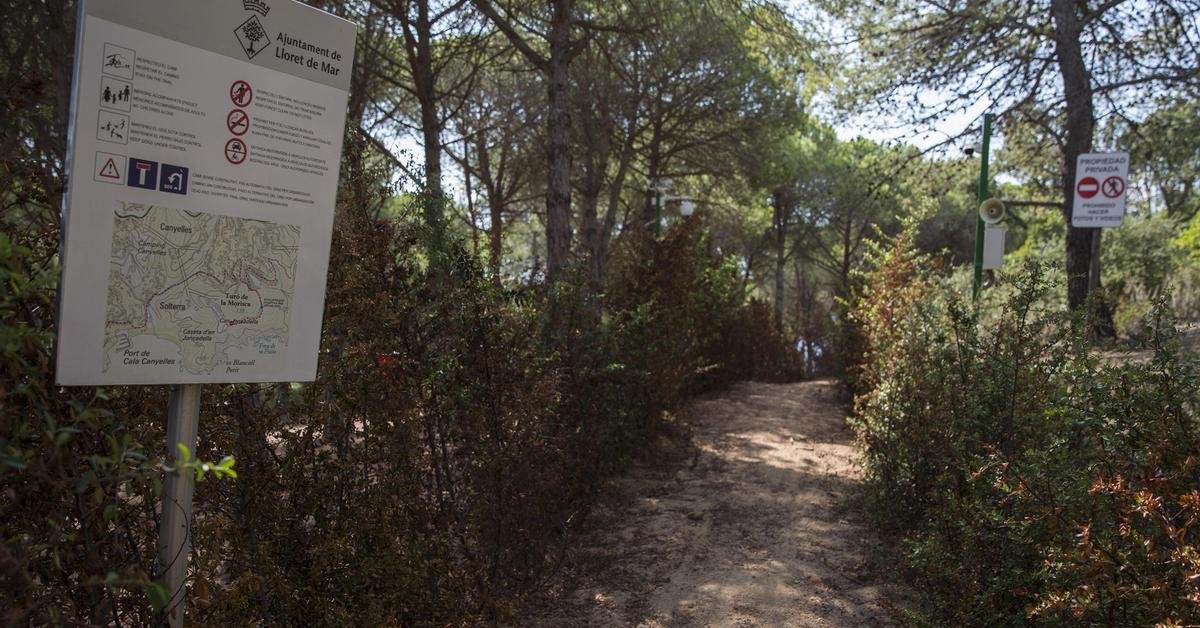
[1102,176,1125,199]
[1076,176,1099,199]
[224,138,247,164]
[230,80,253,107]
[227,109,249,136]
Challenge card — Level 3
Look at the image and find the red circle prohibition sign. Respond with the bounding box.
[224,138,247,164]
[1077,176,1099,199]
[227,108,250,136]
[230,80,253,107]
[1102,176,1125,199]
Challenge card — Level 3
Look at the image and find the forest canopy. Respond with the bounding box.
[2,0,1200,625]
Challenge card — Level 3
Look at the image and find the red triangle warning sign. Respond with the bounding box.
[99,158,121,179]
[94,152,126,184]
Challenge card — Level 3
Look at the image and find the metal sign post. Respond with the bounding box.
[158,384,202,628]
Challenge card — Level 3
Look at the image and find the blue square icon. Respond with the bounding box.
[127,158,158,190]
[159,164,189,195]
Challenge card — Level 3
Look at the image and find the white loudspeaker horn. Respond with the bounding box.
[979,198,1006,224]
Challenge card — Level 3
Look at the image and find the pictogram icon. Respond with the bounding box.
[94,151,126,184]
[227,109,250,136]
[1101,176,1125,199]
[1076,176,1099,199]
[230,80,253,107]
[225,138,248,164]
[127,158,159,189]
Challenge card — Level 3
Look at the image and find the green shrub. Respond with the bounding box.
[1,232,164,625]
[2,140,797,625]
[850,230,1200,626]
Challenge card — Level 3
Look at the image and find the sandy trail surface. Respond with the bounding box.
[521,379,910,627]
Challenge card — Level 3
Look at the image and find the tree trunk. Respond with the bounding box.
[772,188,787,333]
[474,134,505,286]
[579,191,601,283]
[642,135,664,232]
[1089,228,1117,336]
[395,0,444,242]
[544,0,575,282]
[488,204,504,287]
[595,141,636,282]
[462,144,480,258]
[414,1,444,239]
[577,133,608,287]
[1051,0,1095,313]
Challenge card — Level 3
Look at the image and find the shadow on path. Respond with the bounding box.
[520,380,912,627]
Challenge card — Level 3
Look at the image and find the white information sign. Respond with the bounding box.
[56,0,356,385]
[982,225,1005,270]
[1071,152,1130,228]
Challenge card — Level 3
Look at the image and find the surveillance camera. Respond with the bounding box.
[964,142,982,157]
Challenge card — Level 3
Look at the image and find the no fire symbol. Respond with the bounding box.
[227,109,249,136]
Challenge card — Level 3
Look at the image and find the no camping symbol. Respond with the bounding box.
[224,138,247,164]
[227,109,249,136]
[1102,176,1125,199]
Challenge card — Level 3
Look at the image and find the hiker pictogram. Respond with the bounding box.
[227,109,250,136]
[102,43,135,80]
[230,80,253,107]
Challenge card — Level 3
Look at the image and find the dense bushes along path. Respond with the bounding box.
[520,380,911,627]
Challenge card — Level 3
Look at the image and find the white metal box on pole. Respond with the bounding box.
[982,225,1005,270]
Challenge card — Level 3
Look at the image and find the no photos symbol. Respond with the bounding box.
[1102,176,1126,199]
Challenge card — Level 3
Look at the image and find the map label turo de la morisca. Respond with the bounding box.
[56,0,356,385]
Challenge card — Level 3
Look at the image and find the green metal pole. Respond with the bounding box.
[972,113,994,301]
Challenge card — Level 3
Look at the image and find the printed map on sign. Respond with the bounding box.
[104,203,299,376]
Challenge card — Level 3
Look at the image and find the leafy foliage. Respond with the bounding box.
[1,127,797,624]
[849,230,1200,626]
[1,231,162,625]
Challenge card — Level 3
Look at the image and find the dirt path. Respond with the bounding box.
[521,380,910,627]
